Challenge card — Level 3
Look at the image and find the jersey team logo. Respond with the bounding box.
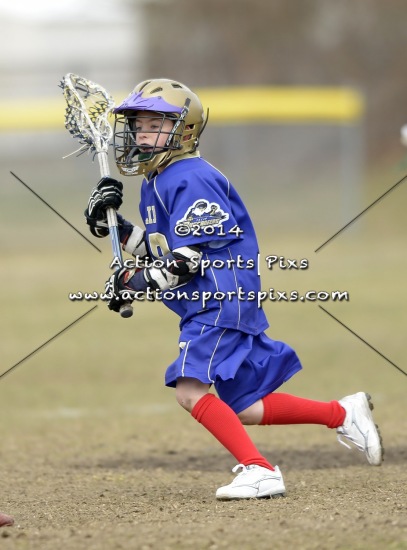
[175,199,229,236]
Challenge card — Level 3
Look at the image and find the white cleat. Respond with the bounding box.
[216,464,286,500]
[337,392,384,466]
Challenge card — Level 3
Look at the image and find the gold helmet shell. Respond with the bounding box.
[113,78,206,176]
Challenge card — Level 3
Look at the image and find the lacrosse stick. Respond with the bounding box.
[60,73,133,318]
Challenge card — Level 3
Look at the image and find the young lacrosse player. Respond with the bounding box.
[85,79,383,500]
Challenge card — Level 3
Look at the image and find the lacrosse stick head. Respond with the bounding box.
[60,73,115,156]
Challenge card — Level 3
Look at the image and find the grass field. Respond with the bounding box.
[0,150,406,549]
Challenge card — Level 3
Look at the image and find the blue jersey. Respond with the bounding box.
[139,154,269,335]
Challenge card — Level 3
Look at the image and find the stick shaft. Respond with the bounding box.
[97,149,110,178]
[96,151,133,318]
[96,152,123,264]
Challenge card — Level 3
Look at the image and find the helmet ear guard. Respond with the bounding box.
[113,79,206,176]
[165,98,190,148]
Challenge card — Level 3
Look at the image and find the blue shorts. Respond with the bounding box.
[165,320,302,414]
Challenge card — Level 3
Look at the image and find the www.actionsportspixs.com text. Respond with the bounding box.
[69,287,349,308]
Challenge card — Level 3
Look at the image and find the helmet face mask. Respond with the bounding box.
[113,79,206,176]
[114,111,182,175]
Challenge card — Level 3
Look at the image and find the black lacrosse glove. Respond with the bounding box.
[106,267,136,313]
[85,177,123,238]
[97,177,123,210]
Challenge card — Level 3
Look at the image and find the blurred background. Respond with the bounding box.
[1,0,407,221]
[0,0,405,417]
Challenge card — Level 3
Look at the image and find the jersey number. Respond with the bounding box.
[145,205,157,225]
[148,232,170,258]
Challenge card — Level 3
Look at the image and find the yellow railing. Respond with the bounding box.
[0,86,364,131]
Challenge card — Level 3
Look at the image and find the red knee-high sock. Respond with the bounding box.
[191,394,274,470]
[260,393,345,428]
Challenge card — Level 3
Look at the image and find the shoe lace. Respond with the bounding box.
[231,464,262,477]
[231,464,248,476]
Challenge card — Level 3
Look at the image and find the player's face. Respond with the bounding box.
[132,111,174,152]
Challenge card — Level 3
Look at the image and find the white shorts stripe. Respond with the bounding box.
[181,340,191,377]
[207,328,228,383]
